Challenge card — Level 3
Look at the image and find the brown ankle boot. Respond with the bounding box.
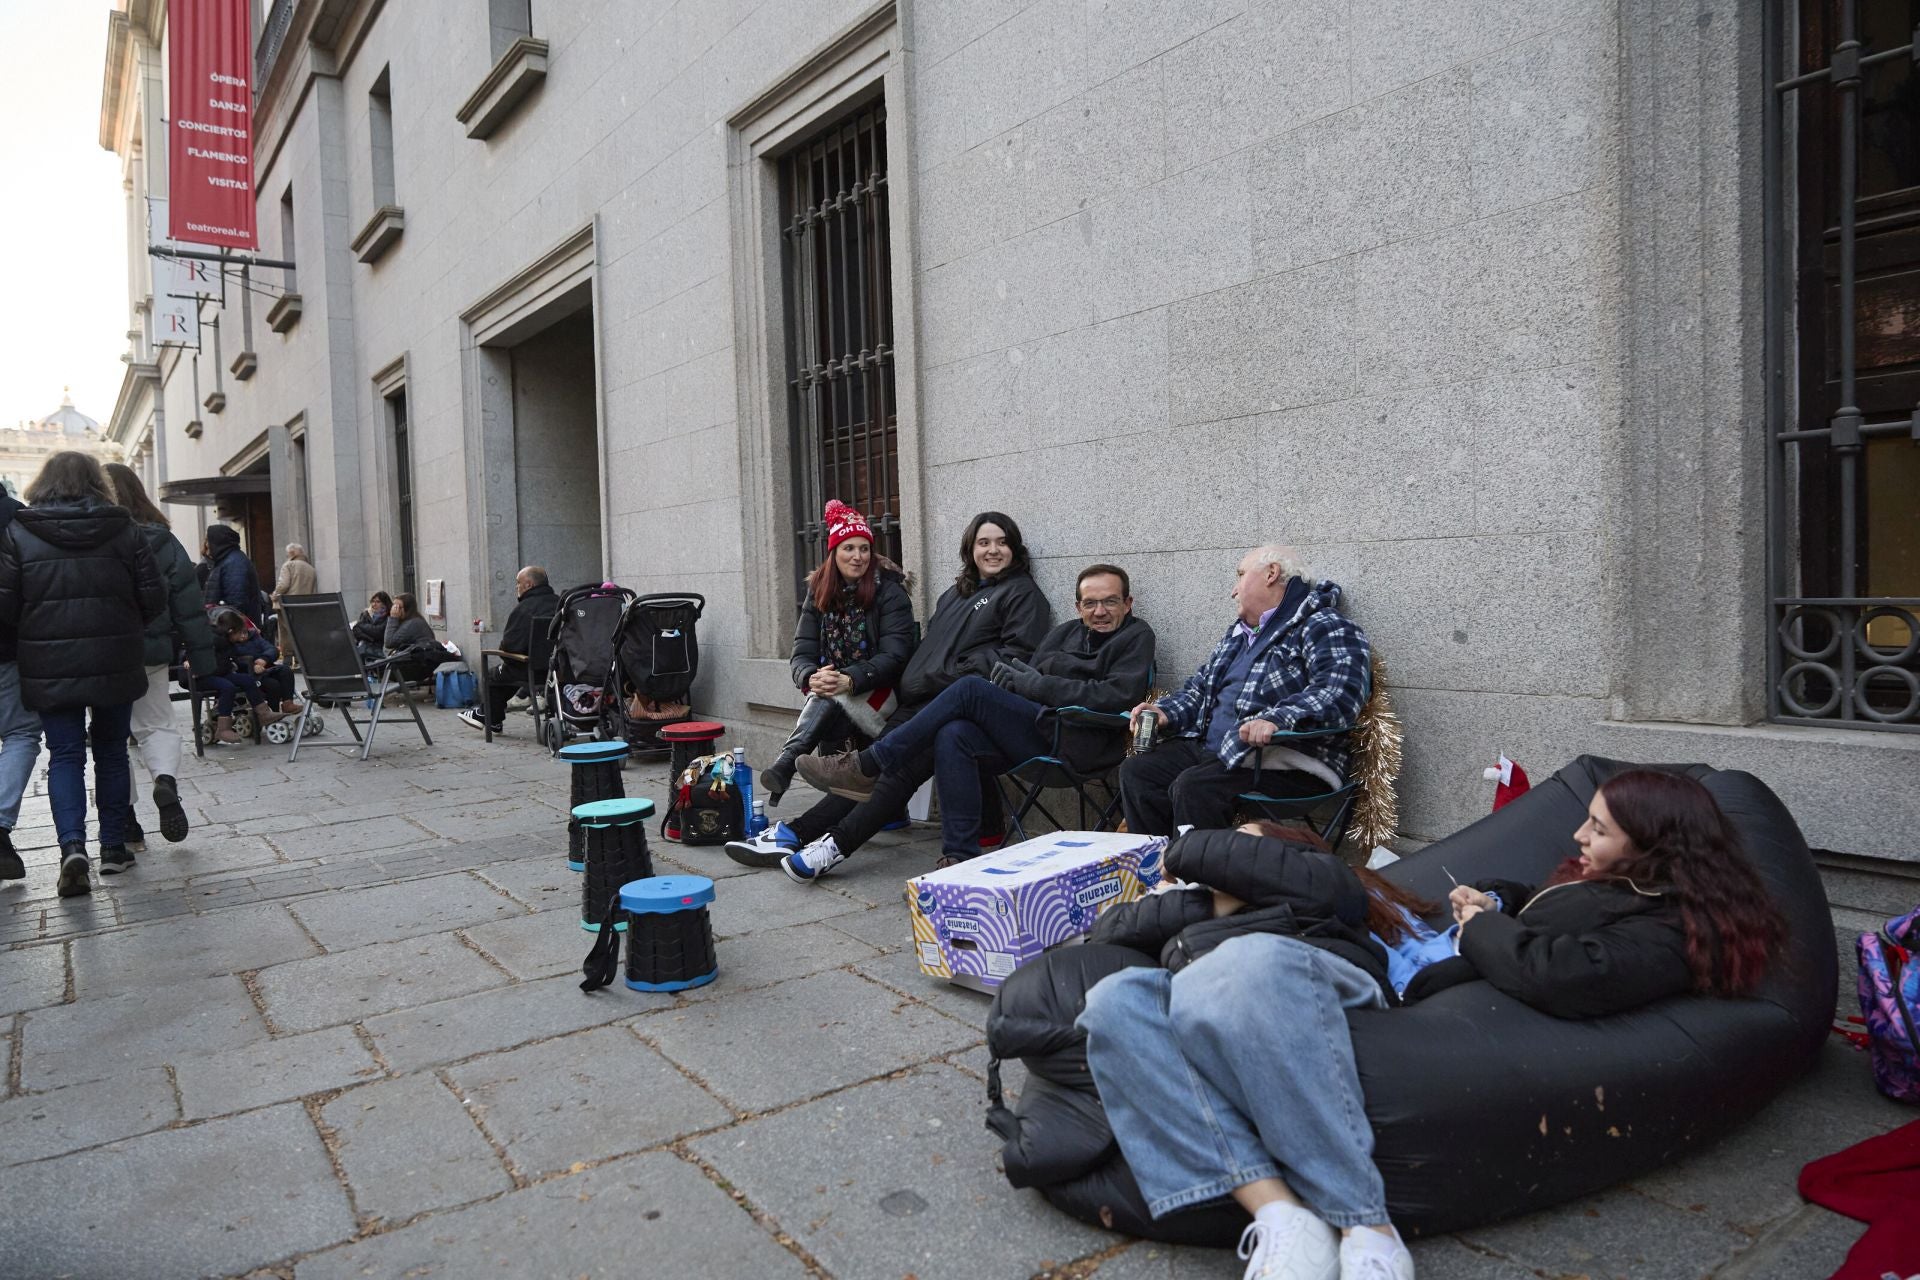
[214,715,242,744]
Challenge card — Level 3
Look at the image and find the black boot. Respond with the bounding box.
[0,827,22,881]
[100,844,136,875]
[761,751,800,806]
[122,821,147,854]
[154,774,189,843]
[56,842,90,898]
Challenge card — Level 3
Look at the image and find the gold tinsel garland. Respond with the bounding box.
[1346,653,1403,855]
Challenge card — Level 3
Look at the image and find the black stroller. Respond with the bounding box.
[606,593,704,753]
[541,582,636,754]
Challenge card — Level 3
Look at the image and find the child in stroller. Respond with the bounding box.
[202,606,301,744]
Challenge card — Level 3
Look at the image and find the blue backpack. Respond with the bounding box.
[434,666,477,709]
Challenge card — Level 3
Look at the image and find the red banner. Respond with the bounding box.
[168,0,256,249]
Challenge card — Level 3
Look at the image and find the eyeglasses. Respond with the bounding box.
[1077,597,1125,611]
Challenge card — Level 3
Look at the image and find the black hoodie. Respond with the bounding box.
[0,498,167,710]
[897,569,1050,708]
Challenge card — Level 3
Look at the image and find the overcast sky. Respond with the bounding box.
[0,3,131,430]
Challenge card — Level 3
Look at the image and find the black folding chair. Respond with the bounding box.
[998,706,1134,842]
[277,593,433,762]
[1235,724,1361,850]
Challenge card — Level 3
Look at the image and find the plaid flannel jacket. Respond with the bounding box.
[1156,579,1371,777]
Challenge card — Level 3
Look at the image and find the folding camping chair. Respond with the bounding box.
[1235,724,1361,850]
[480,622,556,747]
[998,706,1134,843]
[276,593,434,762]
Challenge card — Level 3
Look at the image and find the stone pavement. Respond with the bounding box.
[0,703,1909,1279]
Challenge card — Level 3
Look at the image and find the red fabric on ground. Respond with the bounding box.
[1798,1118,1920,1280]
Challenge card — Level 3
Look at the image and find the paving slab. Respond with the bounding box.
[693,1063,1115,1280]
[266,818,441,860]
[1457,1186,1750,1279]
[254,932,510,1033]
[471,852,578,911]
[448,1024,734,1177]
[4,1102,355,1278]
[68,900,318,997]
[461,910,590,980]
[640,968,980,1112]
[293,1149,809,1280]
[702,865,871,936]
[406,798,556,841]
[0,1067,177,1166]
[1712,1202,1865,1280]
[0,940,66,1016]
[363,972,667,1074]
[854,943,996,1032]
[825,901,914,952]
[678,919,884,1001]
[287,870,529,949]
[175,1024,384,1119]
[320,1073,514,1224]
[19,973,268,1089]
[120,831,287,879]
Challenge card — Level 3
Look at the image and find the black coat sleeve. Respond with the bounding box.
[130,531,167,625]
[1013,620,1156,713]
[842,580,916,694]
[956,576,1051,678]
[500,599,535,657]
[1165,829,1369,926]
[0,528,21,626]
[789,601,823,691]
[1456,906,1694,1019]
[1086,886,1213,955]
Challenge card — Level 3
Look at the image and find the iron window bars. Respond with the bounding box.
[779,101,902,599]
[1764,0,1920,731]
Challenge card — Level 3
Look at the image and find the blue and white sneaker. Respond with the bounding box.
[725,821,801,869]
[780,835,847,885]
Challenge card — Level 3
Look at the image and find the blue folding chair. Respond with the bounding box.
[1236,723,1360,849]
[998,706,1134,842]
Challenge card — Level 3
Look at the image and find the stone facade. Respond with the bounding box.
[99,0,1920,861]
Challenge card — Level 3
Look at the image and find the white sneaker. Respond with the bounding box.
[1339,1227,1413,1280]
[780,834,847,884]
[1239,1205,1339,1280]
[725,822,801,869]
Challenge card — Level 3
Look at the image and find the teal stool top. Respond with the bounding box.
[559,741,631,764]
[571,797,656,827]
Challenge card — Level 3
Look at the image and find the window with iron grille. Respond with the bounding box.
[1763,0,1920,731]
[779,100,900,599]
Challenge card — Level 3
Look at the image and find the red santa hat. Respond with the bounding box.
[824,499,874,552]
[1483,755,1531,811]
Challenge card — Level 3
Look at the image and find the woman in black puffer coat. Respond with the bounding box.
[0,452,165,898]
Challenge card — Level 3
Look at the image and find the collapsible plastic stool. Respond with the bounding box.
[660,720,725,776]
[617,875,717,992]
[574,797,654,932]
[559,740,629,872]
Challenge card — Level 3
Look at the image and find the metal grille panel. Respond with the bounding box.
[1763,0,1920,731]
[779,101,901,598]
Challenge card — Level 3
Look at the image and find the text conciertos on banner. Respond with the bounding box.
[167,0,257,250]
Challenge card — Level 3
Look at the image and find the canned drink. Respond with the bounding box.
[1132,711,1158,754]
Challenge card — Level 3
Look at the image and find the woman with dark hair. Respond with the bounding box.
[1077,771,1788,1280]
[758,500,915,806]
[103,463,217,847]
[383,592,441,682]
[0,452,165,895]
[353,591,393,663]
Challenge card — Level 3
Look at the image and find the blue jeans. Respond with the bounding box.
[41,703,134,848]
[1077,933,1390,1227]
[868,676,1051,860]
[0,662,42,830]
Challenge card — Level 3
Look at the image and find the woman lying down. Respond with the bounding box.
[1075,770,1787,1280]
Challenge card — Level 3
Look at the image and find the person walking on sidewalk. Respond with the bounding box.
[105,463,217,847]
[0,452,165,897]
[0,485,41,883]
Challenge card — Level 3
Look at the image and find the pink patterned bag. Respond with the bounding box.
[1857,904,1920,1104]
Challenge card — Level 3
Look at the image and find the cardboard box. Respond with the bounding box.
[907,831,1166,992]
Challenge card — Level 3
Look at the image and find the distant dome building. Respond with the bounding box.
[0,388,121,498]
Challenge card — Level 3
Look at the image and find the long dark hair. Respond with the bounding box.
[25,451,113,506]
[809,545,877,615]
[955,511,1030,597]
[1565,770,1786,998]
[1242,820,1438,946]
[104,462,170,528]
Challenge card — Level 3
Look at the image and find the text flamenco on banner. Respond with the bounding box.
[168,0,256,250]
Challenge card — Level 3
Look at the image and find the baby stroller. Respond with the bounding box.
[607,593,704,753]
[542,582,636,754]
[191,604,325,748]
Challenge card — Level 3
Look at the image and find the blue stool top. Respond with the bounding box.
[619,875,716,914]
[571,797,656,826]
[559,741,631,764]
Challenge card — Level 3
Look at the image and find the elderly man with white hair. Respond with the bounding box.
[271,542,318,607]
[1120,544,1371,837]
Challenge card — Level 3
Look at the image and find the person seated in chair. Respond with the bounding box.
[352,591,392,666]
[793,564,1154,870]
[1121,544,1370,838]
[459,565,559,734]
[202,608,295,744]
[381,592,442,685]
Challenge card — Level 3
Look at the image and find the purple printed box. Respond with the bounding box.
[907,831,1167,992]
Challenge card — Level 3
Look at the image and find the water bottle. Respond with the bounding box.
[751,796,769,836]
[732,747,764,835]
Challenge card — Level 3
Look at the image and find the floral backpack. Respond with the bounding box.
[1857,904,1920,1104]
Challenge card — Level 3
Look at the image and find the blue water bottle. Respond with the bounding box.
[732,747,768,835]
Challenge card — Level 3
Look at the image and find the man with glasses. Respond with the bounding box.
[788,564,1154,867]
